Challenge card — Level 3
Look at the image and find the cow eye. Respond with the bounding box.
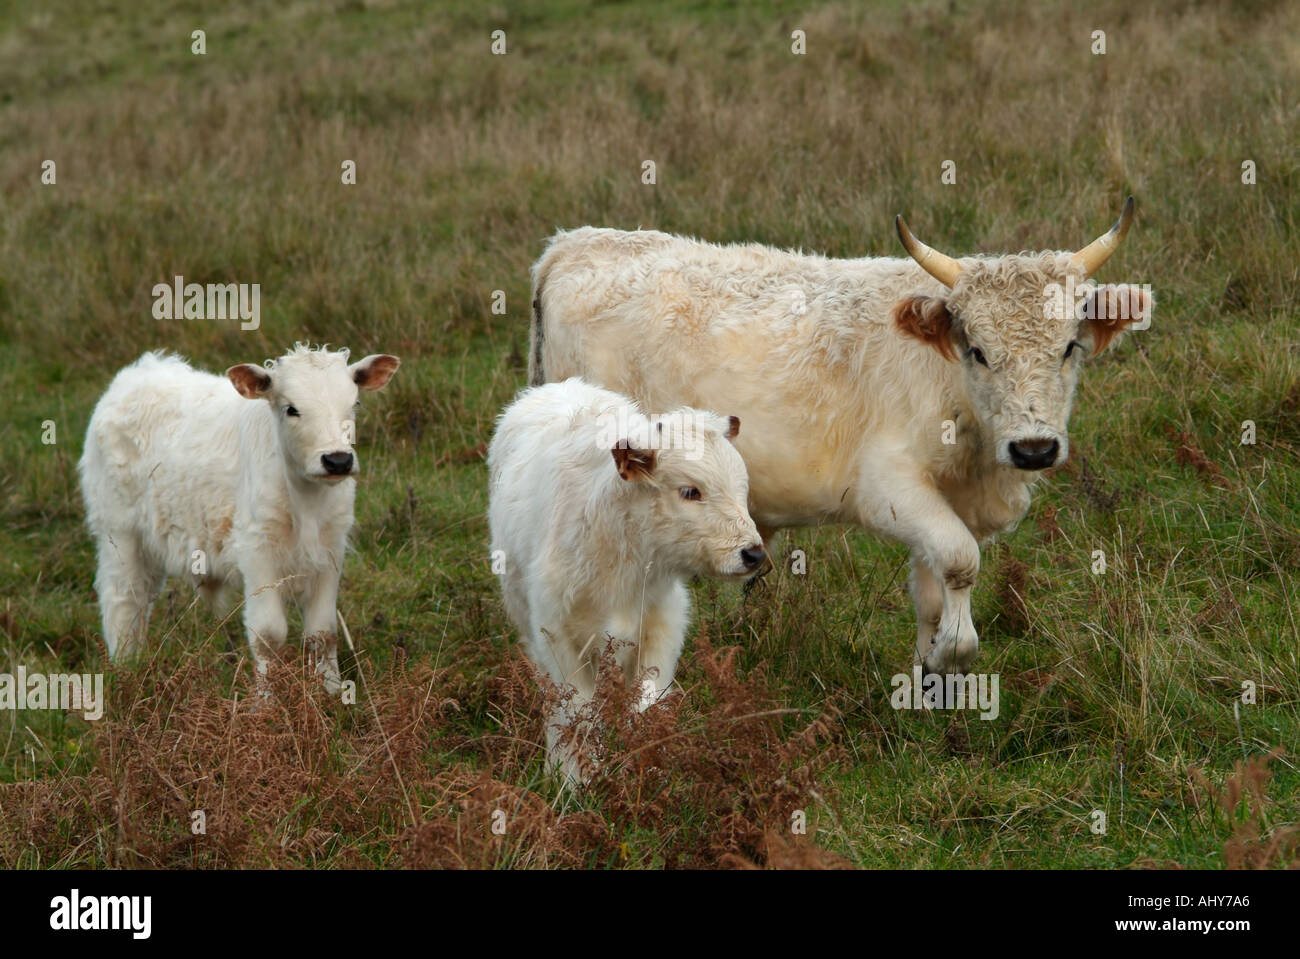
[285,405,300,417]
[967,345,988,367]
[679,486,702,502]
[1063,341,1081,360]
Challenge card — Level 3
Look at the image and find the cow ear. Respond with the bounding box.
[612,445,656,481]
[227,364,272,399]
[351,354,401,391]
[893,296,957,361]
[1081,285,1153,354]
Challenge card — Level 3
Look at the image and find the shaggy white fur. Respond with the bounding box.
[487,378,762,779]
[79,345,399,690]
[529,219,1153,673]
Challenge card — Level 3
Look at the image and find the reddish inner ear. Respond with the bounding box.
[893,296,956,361]
[355,354,400,390]
[228,364,270,398]
[725,415,740,439]
[611,446,656,481]
[1084,286,1151,353]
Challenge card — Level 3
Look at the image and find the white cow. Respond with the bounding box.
[487,377,763,778]
[79,345,400,691]
[529,199,1153,674]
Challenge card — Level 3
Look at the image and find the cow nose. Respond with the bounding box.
[740,544,766,570]
[322,451,354,475]
[1008,438,1059,470]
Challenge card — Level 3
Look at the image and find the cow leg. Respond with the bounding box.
[94,531,162,661]
[628,581,689,710]
[932,557,979,674]
[909,557,944,662]
[912,515,979,673]
[303,571,342,695]
[858,467,980,673]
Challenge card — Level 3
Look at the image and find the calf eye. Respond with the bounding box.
[678,486,702,502]
[967,345,988,367]
[285,405,300,417]
[1063,341,1081,360]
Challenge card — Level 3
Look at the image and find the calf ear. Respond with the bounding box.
[725,415,740,440]
[227,364,272,399]
[893,296,957,361]
[1081,284,1154,354]
[612,445,656,481]
[351,354,401,391]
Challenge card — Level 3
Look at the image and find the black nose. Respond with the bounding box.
[322,452,354,475]
[740,544,766,570]
[1008,438,1059,470]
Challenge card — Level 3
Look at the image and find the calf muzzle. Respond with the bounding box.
[322,451,355,475]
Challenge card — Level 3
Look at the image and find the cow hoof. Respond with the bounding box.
[923,632,979,674]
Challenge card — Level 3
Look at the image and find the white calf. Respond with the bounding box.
[79,345,399,690]
[487,378,763,777]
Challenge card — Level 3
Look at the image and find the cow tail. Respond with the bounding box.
[528,270,546,387]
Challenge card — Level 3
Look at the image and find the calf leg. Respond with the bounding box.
[520,586,602,784]
[303,571,342,695]
[94,532,162,661]
[241,560,289,679]
[535,626,600,785]
[198,579,238,622]
[628,582,690,710]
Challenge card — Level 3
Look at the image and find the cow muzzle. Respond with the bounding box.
[1007,438,1059,470]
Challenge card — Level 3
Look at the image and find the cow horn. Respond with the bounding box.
[895,215,963,288]
[1072,195,1135,278]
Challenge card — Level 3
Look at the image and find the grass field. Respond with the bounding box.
[1,0,1297,868]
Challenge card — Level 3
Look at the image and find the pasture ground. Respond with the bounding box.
[0,0,1297,868]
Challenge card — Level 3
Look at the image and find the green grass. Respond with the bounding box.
[0,0,1297,868]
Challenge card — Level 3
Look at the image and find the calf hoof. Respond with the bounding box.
[636,679,660,712]
[546,744,597,789]
[635,680,680,714]
[306,634,342,695]
[318,665,342,696]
